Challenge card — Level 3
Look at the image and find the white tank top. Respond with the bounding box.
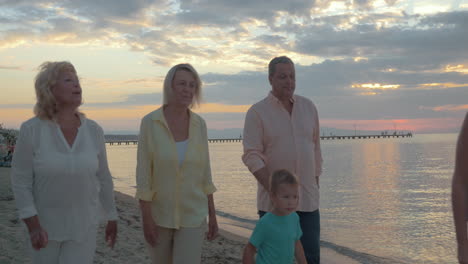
[175,139,189,167]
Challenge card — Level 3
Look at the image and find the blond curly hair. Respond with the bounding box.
[34,61,81,120]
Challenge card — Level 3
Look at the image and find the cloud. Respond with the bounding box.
[0,65,22,70]
[421,104,468,112]
[0,1,467,133]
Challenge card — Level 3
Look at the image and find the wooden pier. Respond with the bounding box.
[320,133,412,140]
[105,133,412,145]
[106,140,138,145]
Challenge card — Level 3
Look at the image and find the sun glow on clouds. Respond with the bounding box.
[352,83,400,96]
[419,82,468,89]
[445,64,468,74]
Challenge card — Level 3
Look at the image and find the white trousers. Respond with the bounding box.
[30,226,97,264]
[146,224,205,264]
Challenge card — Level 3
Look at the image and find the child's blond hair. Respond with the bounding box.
[270,169,299,194]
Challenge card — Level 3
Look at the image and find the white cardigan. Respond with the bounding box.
[11,116,118,242]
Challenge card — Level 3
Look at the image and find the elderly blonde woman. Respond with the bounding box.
[10,61,118,264]
[453,113,468,264]
[136,63,218,264]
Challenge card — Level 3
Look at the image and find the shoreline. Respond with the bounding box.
[1,167,357,263]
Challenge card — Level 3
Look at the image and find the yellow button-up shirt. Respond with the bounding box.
[135,108,216,229]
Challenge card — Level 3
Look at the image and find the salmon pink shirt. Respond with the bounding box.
[242,92,323,212]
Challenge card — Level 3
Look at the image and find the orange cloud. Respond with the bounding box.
[196,103,250,113]
[420,104,468,112]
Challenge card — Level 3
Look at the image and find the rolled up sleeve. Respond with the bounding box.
[201,120,217,195]
[135,116,156,201]
[242,108,267,173]
[10,123,38,219]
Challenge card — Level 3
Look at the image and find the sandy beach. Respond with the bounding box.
[1,167,357,264]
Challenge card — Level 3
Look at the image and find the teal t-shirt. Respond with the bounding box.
[249,212,303,264]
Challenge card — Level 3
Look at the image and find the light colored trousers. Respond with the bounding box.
[146,224,205,264]
[30,226,97,264]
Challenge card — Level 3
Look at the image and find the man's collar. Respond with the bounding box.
[268,91,295,104]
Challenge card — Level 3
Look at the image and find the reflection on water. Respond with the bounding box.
[106,134,458,263]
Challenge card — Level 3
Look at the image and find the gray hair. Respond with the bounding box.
[268,56,295,77]
[162,63,202,108]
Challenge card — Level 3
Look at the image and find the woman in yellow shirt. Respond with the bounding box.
[136,63,218,264]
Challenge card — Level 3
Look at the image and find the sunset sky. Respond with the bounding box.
[1,0,467,134]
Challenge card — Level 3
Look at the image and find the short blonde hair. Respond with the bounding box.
[270,169,299,194]
[162,63,202,108]
[34,61,81,120]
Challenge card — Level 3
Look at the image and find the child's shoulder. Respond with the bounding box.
[257,212,273,223]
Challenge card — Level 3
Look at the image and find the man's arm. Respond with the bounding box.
[253,167,270,191]
[313,103,323,187]
[242,242,257,264]
[242,108,268,188]
[295,240,307,264]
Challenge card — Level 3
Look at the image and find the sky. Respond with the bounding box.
[1,0,468,134]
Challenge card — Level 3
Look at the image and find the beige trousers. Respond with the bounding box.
[146,224,205,264]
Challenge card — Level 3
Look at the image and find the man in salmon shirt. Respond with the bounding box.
[242,56,323,264]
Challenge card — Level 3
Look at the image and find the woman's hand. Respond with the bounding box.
[206,214,218,240]
[142,214,159,247]
[206,194,218,240]
[23,215,48,250]
[105,220,118,249]
[139,200,159,247]
[29,227,48,250]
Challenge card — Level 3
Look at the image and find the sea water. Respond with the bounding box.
[106,133,458,263]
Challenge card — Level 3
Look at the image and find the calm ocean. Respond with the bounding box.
[106,133,458,263]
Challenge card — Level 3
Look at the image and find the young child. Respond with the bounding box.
[242,169,307,264]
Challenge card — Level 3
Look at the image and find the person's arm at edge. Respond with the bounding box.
[242,242,257,264]
[453,113,468,263]
[295,240,307,264]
